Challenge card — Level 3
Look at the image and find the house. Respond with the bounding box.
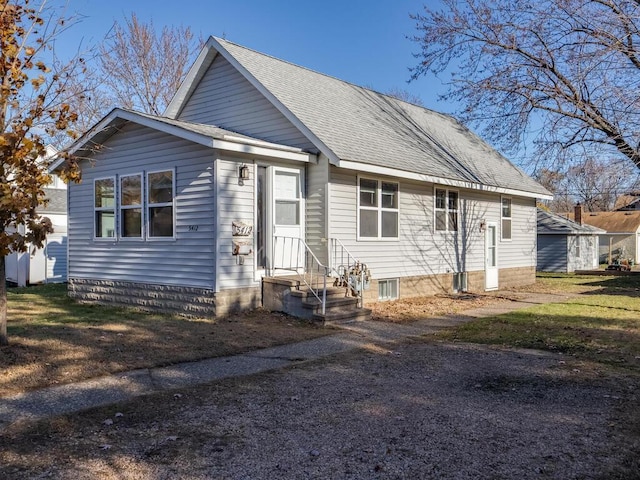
[5,145,68,286]
[537,208,603,272]
[567,207,640,264]
[614,192,640,211]
[52,37,550,319]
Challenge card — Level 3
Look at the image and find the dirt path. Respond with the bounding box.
[1,339,638,479]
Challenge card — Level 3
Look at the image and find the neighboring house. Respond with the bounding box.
[5,145,68,286]
[52,37,550,318]
[615,193,640,211]
[537,208,603,272]
[566,207,640,264]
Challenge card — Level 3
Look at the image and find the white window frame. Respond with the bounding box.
[434,187,459,233]
[146,168,176,241]
[119,173,144,240]
[378,278,399,301]
[93,176,116,240]
[501,196,512,241]
[357,176,399,241]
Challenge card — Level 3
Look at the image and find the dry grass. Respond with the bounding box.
[3,273,638,397]
[369,292,512,323]
[0,284,333,397]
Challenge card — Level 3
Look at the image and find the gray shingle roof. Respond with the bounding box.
[213,38,549,197]
[537,209,604,235]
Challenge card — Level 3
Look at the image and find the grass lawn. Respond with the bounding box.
[439,273,640,372]
[0,283,333,397]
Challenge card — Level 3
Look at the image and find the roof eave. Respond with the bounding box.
[49,108,314,172]
[339,159,552,200]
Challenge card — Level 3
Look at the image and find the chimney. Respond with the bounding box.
[574,203,583,225]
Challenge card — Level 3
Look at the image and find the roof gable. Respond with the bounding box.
[167,37,550,199]
[50,108,313,172]
[537,209,604,234]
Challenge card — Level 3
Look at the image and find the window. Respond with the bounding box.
[147,170,174,238]
[358,178,399,239]
[274,170,300,226]
[501,197,512,240]
[120,174,142,238]
[435,188,458,232]
[94,177,115,238]
[378,278,399,301]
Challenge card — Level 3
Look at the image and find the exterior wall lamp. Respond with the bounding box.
[239,164,250,180]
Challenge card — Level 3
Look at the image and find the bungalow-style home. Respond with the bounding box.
[567,207,640,265]
[5,145,68,286]
[537,207,603,272]
[52,37,550,319]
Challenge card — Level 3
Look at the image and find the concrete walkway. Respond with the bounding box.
[0,291,574,428]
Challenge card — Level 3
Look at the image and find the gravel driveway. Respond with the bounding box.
[3,339,638,479]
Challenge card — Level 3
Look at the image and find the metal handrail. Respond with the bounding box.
[329,238,367,308]
[272,236,328,315]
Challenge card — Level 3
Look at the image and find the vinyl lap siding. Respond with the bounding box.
[178,55,316,152]
[215,157,256,290]
[537,235,568,272]
[306,155,329,265]
[68,122,216,289]
[328,167,537,279]
[498,196,538,269]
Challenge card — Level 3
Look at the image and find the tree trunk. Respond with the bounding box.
[0,255,7,346]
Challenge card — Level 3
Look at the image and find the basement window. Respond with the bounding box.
[378,278,399,301]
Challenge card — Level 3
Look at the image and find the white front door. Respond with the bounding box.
[485,222,499,290]
[256,166,304,275]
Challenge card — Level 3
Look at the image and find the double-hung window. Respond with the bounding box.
[358,178,399,239]
[435,188,458,232]
[94,177,115,239]
[120,174,143,238]
[501,197,512,240]
[147,170,175,238]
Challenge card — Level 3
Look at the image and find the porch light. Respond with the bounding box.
[239,164,250,180]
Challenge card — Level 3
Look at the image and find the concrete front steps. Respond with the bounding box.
[262,276,372,325]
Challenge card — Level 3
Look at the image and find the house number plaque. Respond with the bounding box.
[232,220,253,258]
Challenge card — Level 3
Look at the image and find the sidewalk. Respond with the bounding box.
[0,291,573,428]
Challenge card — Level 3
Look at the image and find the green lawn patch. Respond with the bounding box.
[440,285,640,372]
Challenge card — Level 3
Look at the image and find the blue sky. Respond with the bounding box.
[57,0,451,111]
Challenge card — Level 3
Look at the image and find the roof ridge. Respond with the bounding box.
[214,36,440,113]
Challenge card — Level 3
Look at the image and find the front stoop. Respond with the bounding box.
[262,276,371,325]
[291,287,372,325]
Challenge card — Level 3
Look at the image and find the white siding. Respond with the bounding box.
[68,123,216,289]
[216,157,257,290]
[498,196,538,269]
[45,233,67,282]
[178,55,317,152]
[306,155,329,265]
[328,166,537,279]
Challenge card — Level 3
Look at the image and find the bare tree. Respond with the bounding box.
[385,87,425,106]
[536,157,640,211]
[410,0,640,170]
[1,0,82,345]
[98,14,202,115]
